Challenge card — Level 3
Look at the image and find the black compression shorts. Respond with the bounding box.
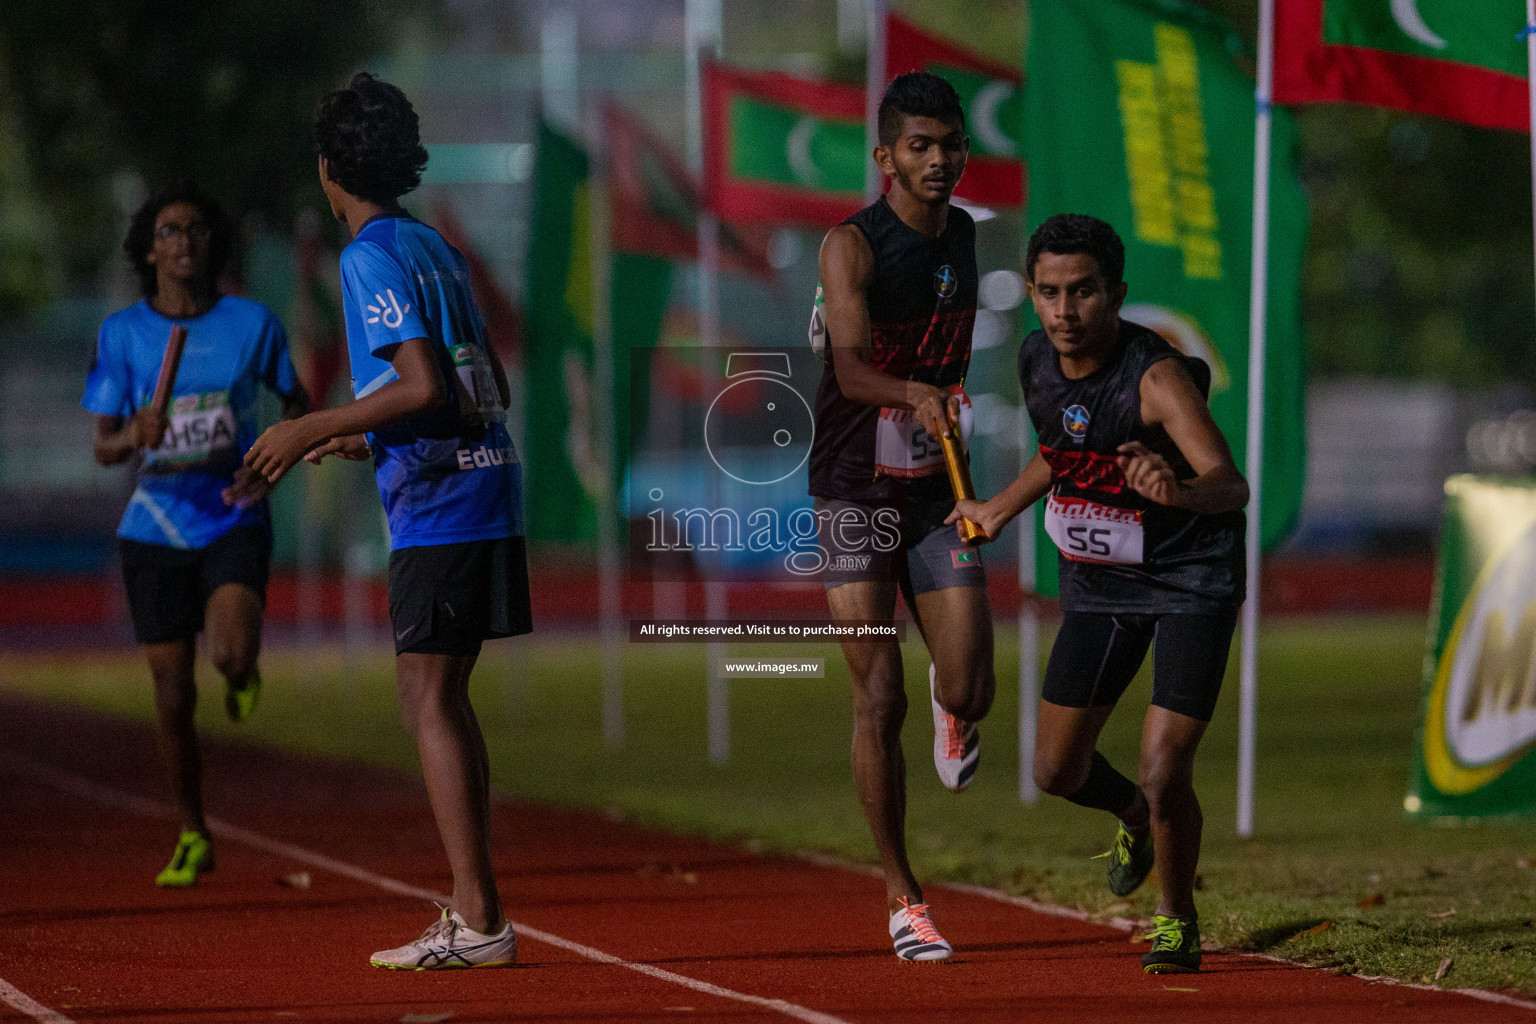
[1042,609,1238,722]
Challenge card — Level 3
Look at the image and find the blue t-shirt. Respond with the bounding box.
[82,296,298,549]
[340,215,523,549]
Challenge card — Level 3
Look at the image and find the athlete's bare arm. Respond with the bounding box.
[1121,357,1248,514]
[245,336,446,485]
[945,449,1053,542]
[820,223,956,440]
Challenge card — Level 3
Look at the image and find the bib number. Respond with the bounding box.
[1044,494,1145,564]
[875,386,972,479]
[450,343,505,424]
[149,391,237,472]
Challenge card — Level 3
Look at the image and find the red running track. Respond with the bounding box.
[0,690,1530,1024]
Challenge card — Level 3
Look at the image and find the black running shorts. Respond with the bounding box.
[119,524,272,645]
[1042,609,1238,722]
[387,535,533,657]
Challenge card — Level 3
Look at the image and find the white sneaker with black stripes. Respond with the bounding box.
[370,906,517,970]
[889,896,954,961]
[930,663,979,792]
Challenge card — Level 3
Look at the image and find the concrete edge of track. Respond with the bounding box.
[792,838,1536,1012]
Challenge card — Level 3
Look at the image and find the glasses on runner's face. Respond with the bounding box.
[155,222,212,242]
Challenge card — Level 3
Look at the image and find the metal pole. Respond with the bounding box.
[585,95,624,748]
[1527,0,1536,304]
[1017,411,1040,803]
[1238,0,1277,840]
[687,0,729,764]
[864,0,887,202]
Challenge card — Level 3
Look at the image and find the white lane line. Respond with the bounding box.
[8,756,850,1024]
[0,979,77,1024]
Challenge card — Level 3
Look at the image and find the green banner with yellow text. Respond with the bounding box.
[1023,0,1308,594]
[1408,476,1536,821]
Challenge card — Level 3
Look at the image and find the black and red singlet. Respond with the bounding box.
[809,197,977,505]
[1020,319,1244,614]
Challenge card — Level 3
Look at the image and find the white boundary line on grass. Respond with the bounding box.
[6,756,849,1024]
[796,849,1536,1013]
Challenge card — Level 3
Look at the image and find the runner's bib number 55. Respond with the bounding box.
[1044,493,1145,564]
[875,385,972,479]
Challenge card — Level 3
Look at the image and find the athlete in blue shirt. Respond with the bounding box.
[84,179,308,887]
[246,73,527,969]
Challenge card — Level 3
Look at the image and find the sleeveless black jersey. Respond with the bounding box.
[1019,319,1245,613]
[808,197,977,505]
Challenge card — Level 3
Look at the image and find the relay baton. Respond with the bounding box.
[939,401,986,546]
[150,324,189,417]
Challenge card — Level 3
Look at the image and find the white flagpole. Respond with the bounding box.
[865,0,887,202]
[584,99,623,749]
[1017,432,1040,805]
[686,0,728,763]
[1238,0,1278,840]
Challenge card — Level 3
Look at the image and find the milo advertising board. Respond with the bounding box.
[1408,475,1536,820]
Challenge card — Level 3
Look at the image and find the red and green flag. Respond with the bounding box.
[1274,0,1529,131]
[703,62,866,226]
[606,103,773,278]
[884,12,1024,207]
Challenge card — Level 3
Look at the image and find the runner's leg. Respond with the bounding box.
[396,651,503,934]
[1139,706,1206,919]
[143,639,205,835]
[1034,613,1151,826]
[203,582,262,689]
[911,584,994,724]
[827,579,919,913]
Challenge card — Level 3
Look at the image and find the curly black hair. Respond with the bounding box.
[314,72,429,205]
[1025,213,1126,286]
[123,179,234,298]
[877,71,966,147]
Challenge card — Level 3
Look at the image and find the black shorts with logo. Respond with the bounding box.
[120,524,272,645]
[388,535,533,657]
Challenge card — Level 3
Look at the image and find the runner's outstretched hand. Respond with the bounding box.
[944,498,1002,543]
[246,418,320,485]
[305,434,372,465]
[221,465,274,509]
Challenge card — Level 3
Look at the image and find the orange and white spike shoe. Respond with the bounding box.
[889,896,954,961]
[930,663,979,792]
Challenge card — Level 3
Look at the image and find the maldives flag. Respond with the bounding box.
[884,12,1024,207]
[1274,0,1529,131]
[703,62,867,226]
[605,103,773,278]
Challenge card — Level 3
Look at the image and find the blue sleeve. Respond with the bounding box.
[259,308,299,397]
[341,242,430,358]
[82,321,131,417]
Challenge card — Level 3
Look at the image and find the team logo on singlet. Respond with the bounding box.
[934,265,957,299]
[1062,404,1090,440]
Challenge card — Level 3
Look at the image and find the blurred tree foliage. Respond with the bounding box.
[0,0,434,315]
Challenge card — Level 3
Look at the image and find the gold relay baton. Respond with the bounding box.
[938,400,986,546]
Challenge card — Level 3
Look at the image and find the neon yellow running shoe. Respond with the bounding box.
[1141,914,1201,973]
[225,670,261,723]
[1092,821,1154,896]
[155,830,215,887]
